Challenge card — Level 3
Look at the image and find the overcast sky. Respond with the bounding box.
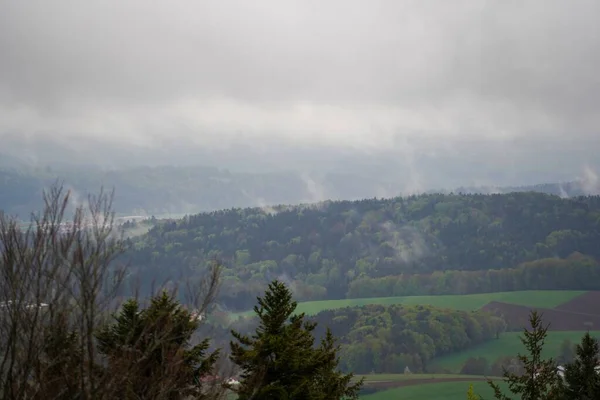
[1,0,599,187]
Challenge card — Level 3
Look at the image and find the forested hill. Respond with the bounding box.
[126,192,600,310]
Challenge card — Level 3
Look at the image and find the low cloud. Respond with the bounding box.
[379,221,431,265]
[578,167,600,195]
[1,0,600,188]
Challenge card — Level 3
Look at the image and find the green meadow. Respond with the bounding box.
[360,379,508,400]
[431,330,599,372]
[231,290,585,319]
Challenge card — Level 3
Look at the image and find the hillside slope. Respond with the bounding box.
[125,192,600,309]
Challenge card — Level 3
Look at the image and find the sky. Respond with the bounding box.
[1,0,600,188]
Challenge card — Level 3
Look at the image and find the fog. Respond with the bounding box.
[1,0,600,189]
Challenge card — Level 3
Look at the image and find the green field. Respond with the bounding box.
[357,373,495,383]
[293,290,585,315]
[431,330,599,372]
[226,375,503,399]
[360,380,508,400]
[231,290,585,320]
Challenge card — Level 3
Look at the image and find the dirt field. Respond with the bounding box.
[554,291,600,315]
[481,296,600,331]
[364,377,491,390]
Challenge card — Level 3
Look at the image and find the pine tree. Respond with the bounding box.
[488,310,562,400]
[95,291,220,399]
[562,332,600,400]
[229,280,363,400]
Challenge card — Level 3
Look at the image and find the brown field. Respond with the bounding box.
[554,291,600,314]
[481,291,600,331]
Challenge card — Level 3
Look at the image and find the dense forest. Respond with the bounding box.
[124,192,600,310]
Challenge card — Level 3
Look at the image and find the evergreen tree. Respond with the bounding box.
[229,280,363,400]
[95,291,220,399]
[488,310,562,400]
[562,332,600,400]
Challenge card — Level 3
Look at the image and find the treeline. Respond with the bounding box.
[125,192,600,309]
[347,253,600,298]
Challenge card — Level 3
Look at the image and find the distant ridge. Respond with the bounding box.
[1,162,598,217]
[435,180,600,198]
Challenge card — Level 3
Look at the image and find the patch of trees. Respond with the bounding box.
[309,304,505,374]
[124,192,600,309]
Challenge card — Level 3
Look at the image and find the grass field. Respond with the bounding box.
[230,290,585,319]
[431,330,600,372]
[357,373,492,383]
[293,290,585,315]
[225,375,491,400]
[360,379,508,400]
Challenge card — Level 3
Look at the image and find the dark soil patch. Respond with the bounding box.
[481,301,600,331]
[365,377,491,390]
[554,291,600,315]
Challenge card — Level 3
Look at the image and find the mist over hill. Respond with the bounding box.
[1,160,599,218]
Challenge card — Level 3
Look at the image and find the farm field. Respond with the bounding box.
[431,331,600,373]
[232,290,586,318]
[225,291,600,397]
[357,373,493,384]
[357,374,503,400]
[293,290,586,315]
[231,290,586,319]
[360,379,508,400]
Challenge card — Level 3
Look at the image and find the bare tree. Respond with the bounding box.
[0,185,126,399]
[0,184,226,400]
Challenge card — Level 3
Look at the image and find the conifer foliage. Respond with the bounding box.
[488,310,563,400]
[229,280,363,399]
[562,332,600,400]
[95,291,220,399]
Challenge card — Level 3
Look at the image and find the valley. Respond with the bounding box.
[116,190,600,398]
[4,179,600,399]
[5,3,600,397]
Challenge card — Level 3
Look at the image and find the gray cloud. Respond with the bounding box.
[1,0,600,186]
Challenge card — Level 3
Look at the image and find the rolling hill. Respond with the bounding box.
[123,191,600,311]
[5,176,600,395]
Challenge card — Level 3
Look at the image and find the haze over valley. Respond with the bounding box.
[2,1,600,399]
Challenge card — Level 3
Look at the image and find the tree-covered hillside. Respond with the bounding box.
[125,192,600,310]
